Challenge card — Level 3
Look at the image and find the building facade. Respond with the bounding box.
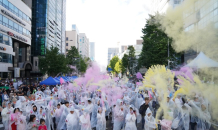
[0,0,32,78]
[79,33,89,58]
[89,42,95,61]
[65,24,79,54]
[31,0,66,74]
[150,0,183,14]
[108,48,119,65]
[183,0,218,62]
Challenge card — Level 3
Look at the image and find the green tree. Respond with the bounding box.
[138,15,181,69]
[39,46,69,76]
[78,55,88,73]
[114,60,122,73]
[121,54,129,73]
[128,46,136,58]
[109,56,119,73]
[66,46,79,65]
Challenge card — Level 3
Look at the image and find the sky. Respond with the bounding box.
[66,0,152,71]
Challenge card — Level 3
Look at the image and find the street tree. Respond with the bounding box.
[109,56,119,73]
[114,60,122,73]
[39,46,69,77]
[121,54,129,73]
[138,15,182,69]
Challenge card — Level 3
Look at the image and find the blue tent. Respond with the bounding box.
[40,77,60,85]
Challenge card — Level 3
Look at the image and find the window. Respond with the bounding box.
[66,37,68,41]
[0,14,2,24]
[9,2,14,12]
[23,28,26,35]
[0,34,3,43]
[9,37,12,46]
[3,16,8,27]
[18,10,23,19]
[3,35,9,45]
[35,61,37,66]
[18,25,23,34]
[66,49,68,51]
[23,13,27,21]
[14,6,18,15]
[8,19,13,29]
[3,0,8,9]
[66,43,68,46]
[14,22,18,31]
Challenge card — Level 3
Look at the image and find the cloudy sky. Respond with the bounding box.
[66,0,152,70]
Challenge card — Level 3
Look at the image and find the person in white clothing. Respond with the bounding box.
[113,99,125,130]
[144,108,156,130]
[96,107,106,130]
[65,107,79,130]
[79,111,92,130]
[1,102,14,130]
[125,106,137,130]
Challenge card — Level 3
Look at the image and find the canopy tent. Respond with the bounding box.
[40,77,60,85]
[186,52,218,68]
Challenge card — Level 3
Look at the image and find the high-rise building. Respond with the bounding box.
[135,40,143,59]
[108,48,119,65]
[150,0,183,14]
[121,45,127,53]
[0,0,32,78]
[31,0,66,73]
[65,24,79,54]
[183,0,218,62]
[89,42,95,61]
[79,33,89,58]
[22,0,32,9]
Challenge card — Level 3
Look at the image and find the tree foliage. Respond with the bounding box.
[114,60,122,73]
[138,15,182,69]
[109,56,119,73]
[128,46,136,58]
[39,46,69,77]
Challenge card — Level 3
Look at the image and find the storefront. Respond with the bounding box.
[0,0,32,79]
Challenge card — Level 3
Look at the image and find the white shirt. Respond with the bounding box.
[1,107,14,122]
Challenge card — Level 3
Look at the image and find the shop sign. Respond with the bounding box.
[0,46,6,51]
[7,31,27,42]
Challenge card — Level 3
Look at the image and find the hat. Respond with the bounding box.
[70,107,75,112]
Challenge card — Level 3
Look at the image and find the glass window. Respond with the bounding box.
[0,14,2,24]
[23,28,26,35]
[18,25,23,34]
[66,43,68,46]
[66,37,68,41]
[9,37,12,46]
[0,34,3,43]
[35,61,37,66]
[3,16,8,27]
[0,0,2,4]
[2,53,6,62]
[3,35,9,45]
[8,19,13,29]
[14,6,18,15]
[3,0,8,9]
[9,2,14,12]
[23,13,27,21]
[18,10,23,19]
[14,22,18,32]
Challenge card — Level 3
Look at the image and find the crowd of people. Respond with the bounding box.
[0,73,214,130]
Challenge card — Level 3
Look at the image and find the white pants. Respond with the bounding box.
[3,120,9,130]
